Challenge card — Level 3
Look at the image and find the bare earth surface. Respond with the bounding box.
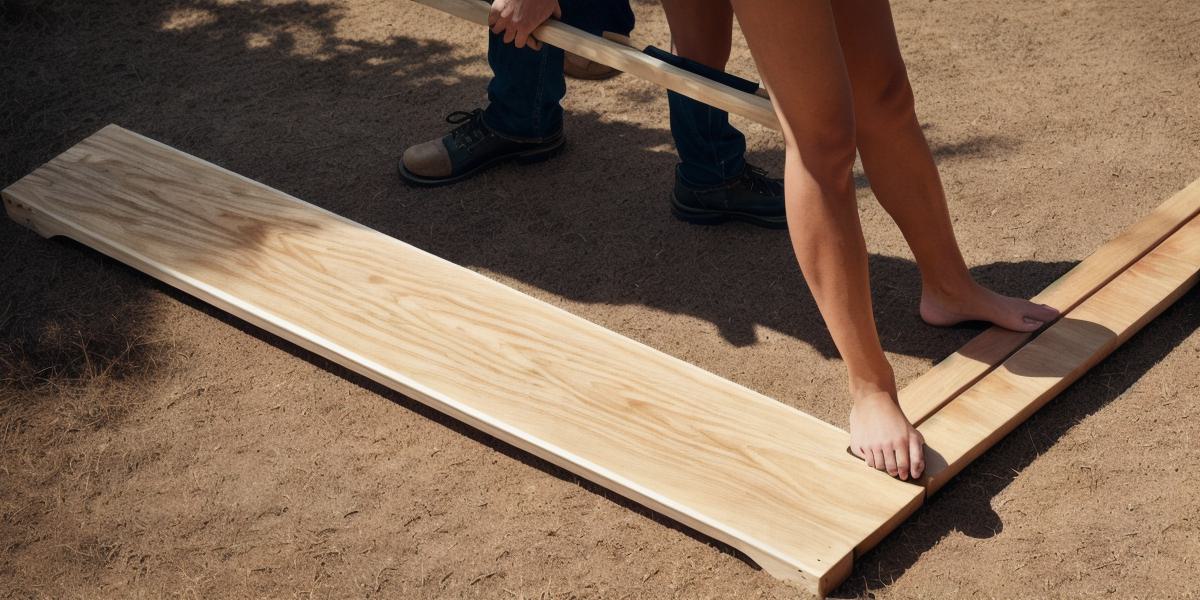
[2,0,1199,598]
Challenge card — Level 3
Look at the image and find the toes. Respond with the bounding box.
[1031,302,1060,321]
[895,443,910,481]
[1016,316,1045,331]
[871,449,887,473]
[909,433,925,479]
[1012,300,1060,331]
[883,447,899,478]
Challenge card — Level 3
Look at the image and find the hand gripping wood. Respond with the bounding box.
[410,0,780,130]
[5,125,1197,597]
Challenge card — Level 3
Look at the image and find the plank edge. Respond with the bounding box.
[901,175,1200,424]
[922,218,1200,494]
[2,124,869,587]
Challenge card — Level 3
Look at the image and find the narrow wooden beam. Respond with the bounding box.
[900,178,1200,425]
[1,125,918,598]
[412,0,1200,429]
[918,214,1200,493]
[410,0,780,130]
[8,124,1196,595]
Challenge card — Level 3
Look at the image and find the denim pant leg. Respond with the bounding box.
[564,0,635,37]
[668,92,748,186]
[482,29,564,140]
[483,0,635,140]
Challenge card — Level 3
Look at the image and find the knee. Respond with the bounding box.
[855,67,917,133]
[786,112,858,187]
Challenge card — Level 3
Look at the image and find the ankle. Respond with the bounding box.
[848,368,897,401]
[921,273,979,302]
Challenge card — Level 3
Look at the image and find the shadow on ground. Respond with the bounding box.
[2,0,1192,594]
[2,0,1067,364]
[838,289,1199,597]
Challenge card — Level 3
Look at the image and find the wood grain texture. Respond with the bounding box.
[410,0,781,130]
[918,214,1200,493]
[411,0,1200,434]
[900,177,1200,424]
[1,125,919,597]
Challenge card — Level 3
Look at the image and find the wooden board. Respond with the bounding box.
[410,0,781,130]
[1,125,919,597]
[416,0,1200,429]
[918,214,1200,492]
[900,178,1200,424]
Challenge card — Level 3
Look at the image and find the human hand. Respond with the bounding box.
[488,0,561,50]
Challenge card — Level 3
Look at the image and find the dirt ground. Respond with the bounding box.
[2,0,1199,597]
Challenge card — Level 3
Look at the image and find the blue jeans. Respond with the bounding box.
[482,0,747,186]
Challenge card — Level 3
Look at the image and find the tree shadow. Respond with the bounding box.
[2,0,1180,594]
[0,235,170,422]
[1,0,1052,367]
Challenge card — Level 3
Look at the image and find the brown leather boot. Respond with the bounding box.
[563,51,621,80]
[399,109,565,187]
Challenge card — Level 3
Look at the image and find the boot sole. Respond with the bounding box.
[398,138,566,188]
[670,193,788,230]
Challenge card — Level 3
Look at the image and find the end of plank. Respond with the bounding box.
[2,189,63,239]
[3,123,135,239]
[745,547,852,599]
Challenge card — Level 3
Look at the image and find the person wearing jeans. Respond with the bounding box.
[399,0,785,228]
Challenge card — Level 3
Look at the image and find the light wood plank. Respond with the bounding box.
[411,0,1200,428]
[918,214,1200,493]
[410,0,781,130]
[900,178,1200,424]
[1,125,920,597]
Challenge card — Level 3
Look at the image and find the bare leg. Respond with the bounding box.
[660,0,734,69]
[831,0,1059,332]
[729,0,923,479]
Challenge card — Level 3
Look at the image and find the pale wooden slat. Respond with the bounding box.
[1,125,921,597]
[918,214,1200,493]
[900,178,1200,424]
[410,0,781,130]
[413,0,1200,428]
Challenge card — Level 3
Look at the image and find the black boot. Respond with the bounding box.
[671,164,786,229]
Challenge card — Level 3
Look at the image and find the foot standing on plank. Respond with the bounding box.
[399,0,786,229]
[724,0,1059,479]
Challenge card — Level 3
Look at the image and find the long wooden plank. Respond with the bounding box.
[410,0,781,130]
[919,214,1200,493]
[900,178,1200,424]
[1,125,919,597]
[415,0,1200,427]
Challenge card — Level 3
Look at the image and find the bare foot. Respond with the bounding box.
[849,390,924,480]
[920,281,1060,332]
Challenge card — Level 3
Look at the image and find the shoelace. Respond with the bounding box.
[446,109,488,152]
[740,164,779,195]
